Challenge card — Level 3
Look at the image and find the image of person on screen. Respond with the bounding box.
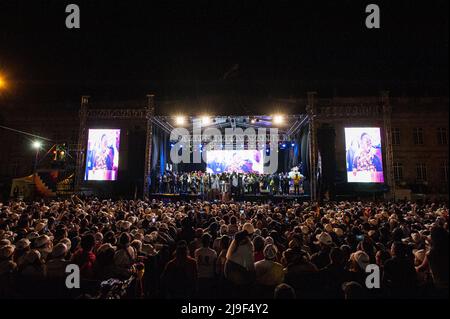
[351,132,382,173]
[93,134,115,171]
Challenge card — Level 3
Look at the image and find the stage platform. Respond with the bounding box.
[148,193,310,203]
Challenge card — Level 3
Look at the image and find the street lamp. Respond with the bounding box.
[32,141,42,179]
[0,75,6,90]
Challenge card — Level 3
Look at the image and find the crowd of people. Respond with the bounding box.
[0,196,448,299]
[152,171,305,197]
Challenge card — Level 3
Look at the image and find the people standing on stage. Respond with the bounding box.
[273,173,280,195]
[162,173,169,193]
[182,173,189,193]
[231,173,239,197]
[293,172,301,195]
[285,173,291,195]
[150,170,304,197]
[170,172,176,193]
[211,174,220,199]
[175,173,182,193]
[154,173,161,193]
[237,173,243,196]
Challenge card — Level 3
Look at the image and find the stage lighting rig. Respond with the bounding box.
[273,114,284,125]
[175,115,186,126]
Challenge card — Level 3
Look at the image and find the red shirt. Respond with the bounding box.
[254,251,264,262]
[71,249,96,279]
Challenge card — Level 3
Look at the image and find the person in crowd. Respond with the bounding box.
[342,281,366,299]
[46,243,70,279]
[13,238,31,267]
[161,240,197,298]
[224,231,255,289]
[274,283,296,299]
[114,233,137,279]
[254,244,284,288]
[311,232,334,269]
[18,249,46,279]
[216,235,230,279]
[348,250,371,287]
[282,248,318,297]
[195,233,217,298]
[71,233,96,279]
[319,247,351,298]
[0,245,17,276]
[253,236,265,262]
[383,241,417,298]
[416,226,448,297]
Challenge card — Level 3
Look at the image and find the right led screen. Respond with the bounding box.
[345,127,384,183]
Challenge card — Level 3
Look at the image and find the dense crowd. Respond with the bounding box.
[0,196,448,299]
[153,171,305,196]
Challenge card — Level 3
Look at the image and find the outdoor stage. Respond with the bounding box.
[75,95,315,199]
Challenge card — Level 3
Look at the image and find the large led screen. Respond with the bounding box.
[345,127,384,183]
[206,150,264,174]
[85,129,120,181]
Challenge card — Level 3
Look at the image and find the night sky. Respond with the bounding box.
[0,0,448,104]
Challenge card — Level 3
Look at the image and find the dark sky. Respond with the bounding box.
[0,0,448,104]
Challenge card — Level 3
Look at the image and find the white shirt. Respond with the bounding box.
[195,247,217,279]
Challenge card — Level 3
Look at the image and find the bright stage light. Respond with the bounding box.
[273,114,284,125]
[32,141,42,149]
[201,116,211,125]
[250,118,256,124]
[175,115,186,126]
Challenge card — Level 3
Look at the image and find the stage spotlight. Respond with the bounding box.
[175,115,186,126]
[291,142,295,147]
[250,118,256,124]
[273,114,284,125]
[282,143,286,148]
[32,141,42,149]
[201,116,211,125]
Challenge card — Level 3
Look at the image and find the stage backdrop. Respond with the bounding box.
[205,149,264,174]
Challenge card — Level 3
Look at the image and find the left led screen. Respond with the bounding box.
[84,129,120,181]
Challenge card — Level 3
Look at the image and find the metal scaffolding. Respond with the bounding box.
[381,91,395,199]
[307,91,318,201]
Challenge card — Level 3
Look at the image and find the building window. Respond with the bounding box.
[413,128,424,145]
[441,161,448,183]
[392,128,401,145]
[393,162,403,181]
[437,128,448,145]
[416,163,427,181]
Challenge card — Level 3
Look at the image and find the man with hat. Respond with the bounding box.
[254,244,284,289]
[0,244,17,275]
[34,235,53,261]
[46,243,70,278]
[311,232,334,269]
